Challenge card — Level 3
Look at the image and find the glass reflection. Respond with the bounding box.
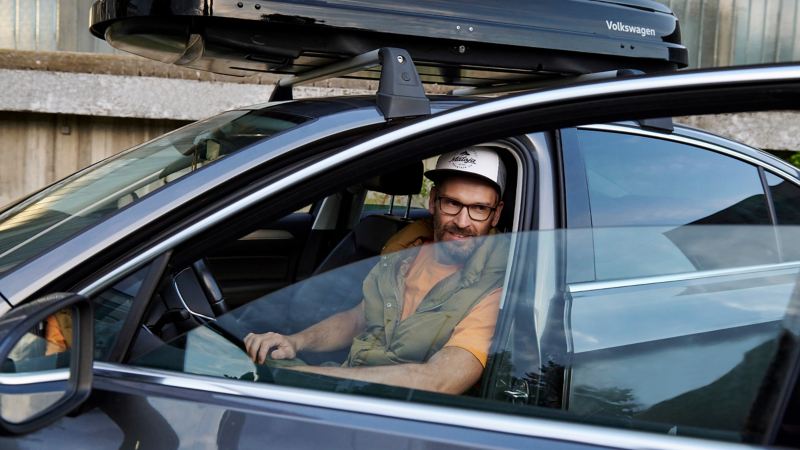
[129,228,800,443]
[0,308,72,424]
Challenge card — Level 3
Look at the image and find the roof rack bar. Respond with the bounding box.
[277,49,381,89]
[449,69,644,96]
[269,49,381,101]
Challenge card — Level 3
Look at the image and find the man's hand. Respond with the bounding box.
[290,346,483,394]
[243,303,365,364]
[244,332,300,363]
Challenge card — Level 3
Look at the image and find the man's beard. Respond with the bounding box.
[433,215,481,264]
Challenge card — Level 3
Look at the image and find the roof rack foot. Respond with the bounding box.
[269,83,293,102]
[376,48,430,120]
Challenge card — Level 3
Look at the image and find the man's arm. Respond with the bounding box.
[244,301,365,363]
[289,346,483,395]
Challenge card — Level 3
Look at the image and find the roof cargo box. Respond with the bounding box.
[90,0,688,88]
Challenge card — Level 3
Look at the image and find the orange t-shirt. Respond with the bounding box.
[44,314,68,356]
[401,245,501,367]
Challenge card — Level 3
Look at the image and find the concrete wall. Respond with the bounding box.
[0,50,378,121]
[677,112,800,151]
[0,49,380,207]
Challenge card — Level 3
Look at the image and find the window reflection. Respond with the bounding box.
[126,227,800,443]
[577,130,777,279]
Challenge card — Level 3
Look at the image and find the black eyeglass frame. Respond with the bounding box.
[435,195,498,222]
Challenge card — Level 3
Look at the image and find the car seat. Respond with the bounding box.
[311,161,425,275]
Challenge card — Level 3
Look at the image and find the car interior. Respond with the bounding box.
[122,143,521,374]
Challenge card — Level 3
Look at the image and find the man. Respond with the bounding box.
[244,147,508,394]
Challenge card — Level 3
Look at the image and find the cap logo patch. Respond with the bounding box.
[449,150,477,169]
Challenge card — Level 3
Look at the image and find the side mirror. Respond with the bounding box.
[0,293,93,435]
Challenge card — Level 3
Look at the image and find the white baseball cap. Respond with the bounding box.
[425,147,507,195]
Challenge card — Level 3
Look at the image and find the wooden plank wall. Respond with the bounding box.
[0,0,116,54]
[658,0,800,68]
[0,112,187,207]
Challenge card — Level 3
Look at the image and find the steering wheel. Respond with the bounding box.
[192,259,229,316]
[188,258,253,351]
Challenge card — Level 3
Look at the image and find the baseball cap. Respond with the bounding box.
[425,147,507,195]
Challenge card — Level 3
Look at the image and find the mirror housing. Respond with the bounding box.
[0,293,93,435]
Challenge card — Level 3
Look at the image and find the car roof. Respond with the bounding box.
[241,96,476,118]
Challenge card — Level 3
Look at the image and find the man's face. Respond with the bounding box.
[428,176,504,264]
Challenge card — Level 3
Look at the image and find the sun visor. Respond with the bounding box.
[90,0,688,87]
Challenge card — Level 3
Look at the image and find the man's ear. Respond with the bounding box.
[491,200,505,228]
[428,186,438,215]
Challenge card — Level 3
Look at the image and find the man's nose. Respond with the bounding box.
[454,206,472,228]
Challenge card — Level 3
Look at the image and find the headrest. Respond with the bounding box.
[363,162,423,195]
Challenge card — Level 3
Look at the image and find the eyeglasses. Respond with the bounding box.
[436,196,497,221]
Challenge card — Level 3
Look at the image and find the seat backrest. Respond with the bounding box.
[313,161,425,276]
[313,214,410,275]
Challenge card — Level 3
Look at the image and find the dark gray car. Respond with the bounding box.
[0,63,800,449]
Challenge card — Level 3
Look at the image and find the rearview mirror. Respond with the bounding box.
[0,294,93,435]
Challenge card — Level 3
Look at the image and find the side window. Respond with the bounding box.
[574,129,776,280]
[93,266,150,361]
[124,149,517,399]
[39,264,150,365]
[766,172,800,261]
[555,131,800,441]
[565,253,795,439]
[362,190,430,217]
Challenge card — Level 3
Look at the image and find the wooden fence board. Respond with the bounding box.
[0,112,186,207]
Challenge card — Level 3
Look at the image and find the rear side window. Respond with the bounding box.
[766,172,800,261]
[574,129,776,280]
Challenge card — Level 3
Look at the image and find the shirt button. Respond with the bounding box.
[386,302,392,308]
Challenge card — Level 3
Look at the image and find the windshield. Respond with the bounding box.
[0,109,308,275]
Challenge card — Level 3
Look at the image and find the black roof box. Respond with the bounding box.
[90,0,687,87]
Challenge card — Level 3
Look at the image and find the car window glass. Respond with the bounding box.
[362,156,436,218]
[93,266,150,361]
[132,234,510,382]
[0,109,309,277]
[124,228,800,446]
[563,226,799,441]
[295,204,313,214]
[766,172,800,261]
[362,191,429,217]
[27,266,150,364]
[575,130,777,280]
